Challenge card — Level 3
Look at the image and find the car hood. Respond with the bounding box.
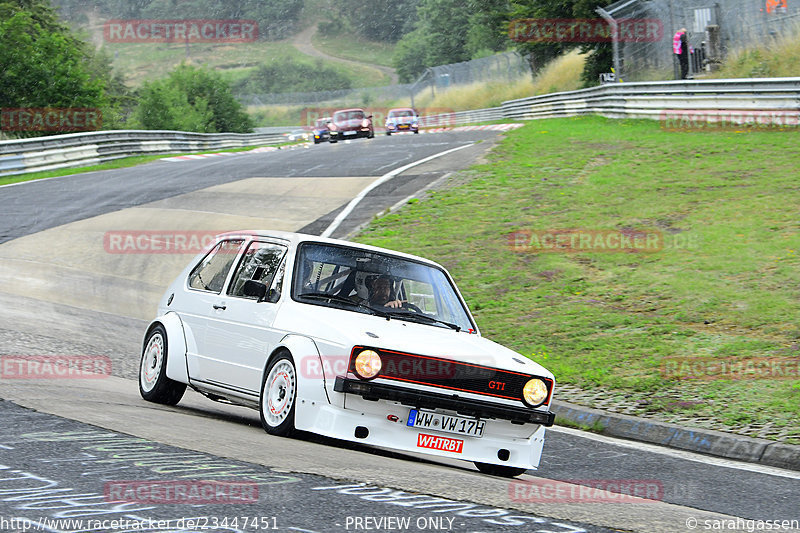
[276,301,553,379]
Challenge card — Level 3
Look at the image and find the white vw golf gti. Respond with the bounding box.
[139,231,555,477]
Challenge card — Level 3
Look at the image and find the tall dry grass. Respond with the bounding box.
[413,50,588,111]
[708,25,800,78]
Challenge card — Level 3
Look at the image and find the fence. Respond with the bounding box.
[238,51,532,108]
[603,0,800,82]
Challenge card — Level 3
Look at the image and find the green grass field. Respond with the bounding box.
[355,116,800,441]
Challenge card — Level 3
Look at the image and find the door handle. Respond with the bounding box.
[213,304,227,310]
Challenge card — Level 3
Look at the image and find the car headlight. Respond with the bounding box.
[386,122,394,128]
[522,378,549,407]
[354,349,382,380]
[329,123,337,131]
[362,119,370,128]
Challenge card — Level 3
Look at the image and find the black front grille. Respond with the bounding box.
[334,377,555,426]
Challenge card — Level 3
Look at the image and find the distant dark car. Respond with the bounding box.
[385,108,419,135]
[329,108,374,143]
[312,117,331,144]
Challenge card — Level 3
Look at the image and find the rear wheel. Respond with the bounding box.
[260,353,297,436]
[139,325,186,405]
[474,462,528,478]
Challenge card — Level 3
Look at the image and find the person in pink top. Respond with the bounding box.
[673,28,689,79]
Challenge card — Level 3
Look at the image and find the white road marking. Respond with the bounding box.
[550,425,800,479]
[321,143,474,238]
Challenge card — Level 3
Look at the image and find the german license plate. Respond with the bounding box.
[344,130,356,135]
[407,409,485,438]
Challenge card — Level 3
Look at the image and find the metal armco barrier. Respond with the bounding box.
[0,129,291,177]
[420,77,800,127]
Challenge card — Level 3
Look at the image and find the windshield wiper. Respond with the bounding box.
[382,310,461,331]
[298,292,390,319]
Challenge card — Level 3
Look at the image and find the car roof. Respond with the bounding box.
[334,108,365,113]
[389,108,415,113]
[214,230,444,269]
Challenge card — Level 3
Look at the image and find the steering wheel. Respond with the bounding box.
[401,301,423,313]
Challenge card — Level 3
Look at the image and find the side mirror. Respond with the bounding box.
[242,280,267,301]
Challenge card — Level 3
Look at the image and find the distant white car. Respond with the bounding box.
[139,231,555,477]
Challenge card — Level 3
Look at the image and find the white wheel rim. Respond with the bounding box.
[140,333,164,392]
[263,360,296,427]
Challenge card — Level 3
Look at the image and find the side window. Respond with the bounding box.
[228,241,287,298]
[188,239,244,293]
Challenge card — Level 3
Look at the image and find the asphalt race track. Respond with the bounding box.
[1,132,798,533]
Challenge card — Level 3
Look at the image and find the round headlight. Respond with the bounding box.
[354,349,382,380]
[522,378,549,407]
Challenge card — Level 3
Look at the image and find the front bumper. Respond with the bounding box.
[334,376,555,426]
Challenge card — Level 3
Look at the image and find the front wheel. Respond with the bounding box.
[474,462,528,478]
[260,353,297,436]
[139,324,186,405]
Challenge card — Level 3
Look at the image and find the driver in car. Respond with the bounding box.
[368,274,404,308]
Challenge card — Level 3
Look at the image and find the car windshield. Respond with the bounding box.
[334,110,364,122]
[390,110,415,118]
[292,242,474,332]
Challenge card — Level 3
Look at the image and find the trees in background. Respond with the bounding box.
[132,64,253,133]
[393,0,513,82]
[0,0,108,121]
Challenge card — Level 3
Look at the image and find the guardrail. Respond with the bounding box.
[0,129,293,177]
[501,78,800,121]
[419,77,800,127]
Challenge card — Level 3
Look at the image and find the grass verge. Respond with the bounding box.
[354,116,800,442]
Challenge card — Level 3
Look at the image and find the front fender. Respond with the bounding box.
[274,334,330,432]
[145,312,189,384]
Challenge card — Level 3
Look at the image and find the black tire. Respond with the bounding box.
[139,324,186,405]
[260,352,297,437]
[474,462,528,478]
[386,131,391,136]
[413,130,419,134]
